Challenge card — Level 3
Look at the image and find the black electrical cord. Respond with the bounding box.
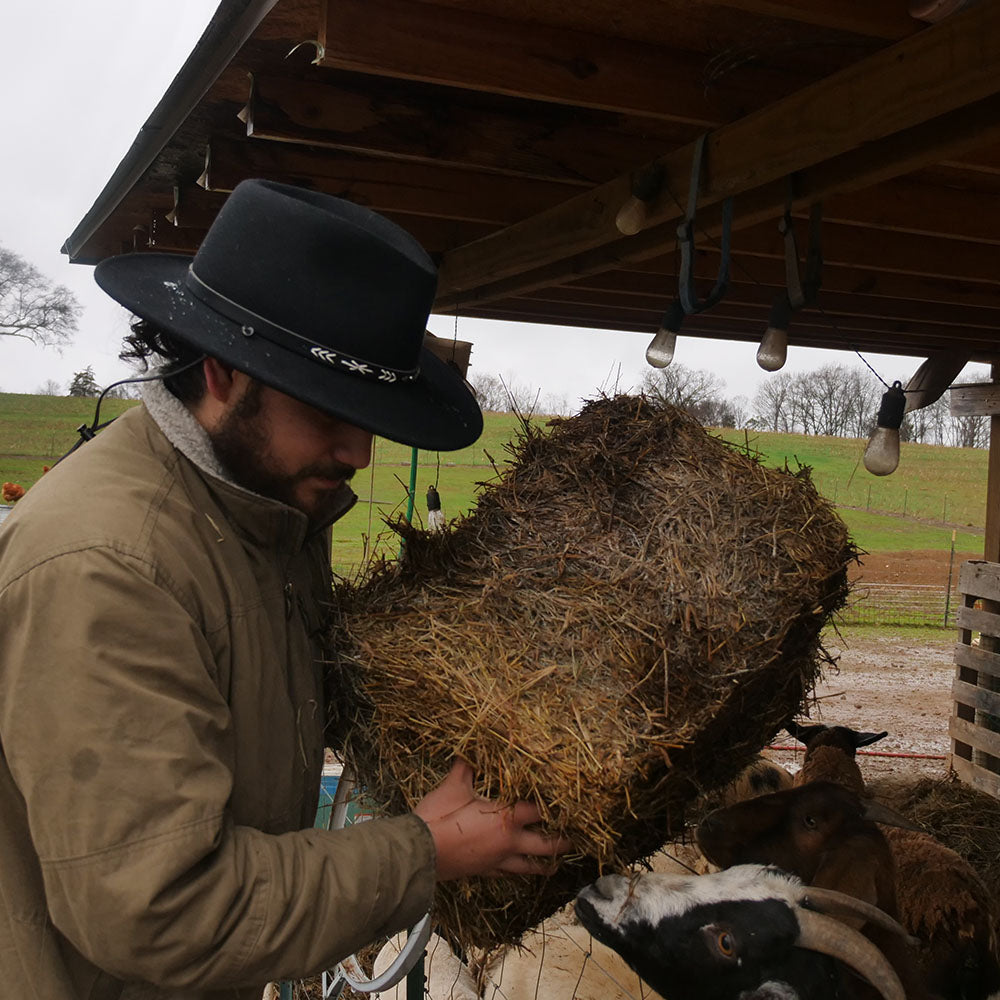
[53,354,207,466]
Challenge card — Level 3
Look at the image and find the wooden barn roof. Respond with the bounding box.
[64,0,1000,364]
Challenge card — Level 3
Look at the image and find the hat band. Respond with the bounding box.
[184,267,420,384]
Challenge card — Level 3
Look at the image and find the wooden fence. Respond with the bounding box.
[950,560,1000,800]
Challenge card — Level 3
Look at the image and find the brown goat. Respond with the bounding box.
[696,781,935,1000]
[786,722,1000,1000]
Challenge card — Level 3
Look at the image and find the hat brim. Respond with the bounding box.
[96,254,483,451]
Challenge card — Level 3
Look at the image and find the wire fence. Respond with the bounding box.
[840,582,959,628]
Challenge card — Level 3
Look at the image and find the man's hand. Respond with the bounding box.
[414,760,572,881]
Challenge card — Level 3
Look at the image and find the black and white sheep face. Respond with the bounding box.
[574,866,843,1000]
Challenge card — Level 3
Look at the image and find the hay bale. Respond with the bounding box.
[327,395,855,950]
[869,773,1000,895]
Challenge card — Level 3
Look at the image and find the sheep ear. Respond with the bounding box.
[860,798,923,833]
[852,729,889,748]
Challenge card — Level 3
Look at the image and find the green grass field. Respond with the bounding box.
[1,391,987,574]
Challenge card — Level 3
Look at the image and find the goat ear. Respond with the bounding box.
[852,729,889,748]
[786,721,824,745]
[860,798,923,832]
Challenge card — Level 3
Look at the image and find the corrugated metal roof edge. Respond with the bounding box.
[61,0,279,264]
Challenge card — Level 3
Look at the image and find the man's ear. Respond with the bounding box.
[202,357,240,403]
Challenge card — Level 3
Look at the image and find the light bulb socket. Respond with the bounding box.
[766,294,793,334]
[661,299,686,334]
[875,380,906,431]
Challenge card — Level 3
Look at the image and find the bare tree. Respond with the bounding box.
[467,372,540,414]
[0,244,80,348]
[640,364,726,412]
[35,378,63,396]
[751,372,794,432]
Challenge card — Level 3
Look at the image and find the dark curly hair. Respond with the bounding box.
[119,319,207,404]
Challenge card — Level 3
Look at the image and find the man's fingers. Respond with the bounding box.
[510,800,543,826]
[516,830,573,858]
[494,854,563,876]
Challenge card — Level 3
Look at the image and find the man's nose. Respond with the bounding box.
[334,424,374,470]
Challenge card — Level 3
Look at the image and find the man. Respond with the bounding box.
[0,180,568,998]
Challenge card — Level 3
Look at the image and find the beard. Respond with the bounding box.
[207,381,356,527]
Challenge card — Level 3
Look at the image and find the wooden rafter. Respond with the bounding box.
[317,0,801,125]
[701,0,918,39]
[433,2,1000,305]
[242,74,702,185]
[200,137,579,224]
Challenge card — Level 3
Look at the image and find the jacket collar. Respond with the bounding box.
[141,377,357,547]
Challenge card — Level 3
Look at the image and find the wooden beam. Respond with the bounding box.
[435,2,1000,303]
[587,257,1000,311]
[823,177,1000,246]
[317,0,800,124]
[734,217,1000,288]
[451,303,1000,359]
[243,74,701,186]
[951,384,1000,418]
[697,0,918,39]
[989,364,1000,563]
[167,185,228,229]
[201,136,579,225]
[452,296,1000,352]
[534,277,1000,331]
[950,754,1000,799]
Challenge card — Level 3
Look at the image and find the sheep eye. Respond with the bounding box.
[803,814,818,830]
[716,931,735,957]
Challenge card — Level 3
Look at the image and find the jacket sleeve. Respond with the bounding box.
[0,545,435,987]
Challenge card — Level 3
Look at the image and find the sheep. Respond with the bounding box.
[786,722,888,795]
[480,855,694,1000]
[480,912,648,1000]
[574,863,914,1000]
[372,931,480,1000]
[695,781,933,1000]
[785,722,1000,1000]
[714,754,796,806]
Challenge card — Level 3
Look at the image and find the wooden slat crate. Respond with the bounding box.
[950,561,1000,799]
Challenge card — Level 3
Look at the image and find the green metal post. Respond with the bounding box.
[399,446,419,559]
[406,447,418,523]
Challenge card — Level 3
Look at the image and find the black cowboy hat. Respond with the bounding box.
[94,179,482,451]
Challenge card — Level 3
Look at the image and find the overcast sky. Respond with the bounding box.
[0,1,987,412]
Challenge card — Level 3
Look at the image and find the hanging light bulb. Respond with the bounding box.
[863,381,906,476]
[646,301,684,368]
[616,163,664,236]
[757,296,791,371]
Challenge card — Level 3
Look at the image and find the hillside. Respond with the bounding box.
[0,392,987,574]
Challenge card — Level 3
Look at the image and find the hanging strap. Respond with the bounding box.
[677,132,733,316]
[779,182,823,310]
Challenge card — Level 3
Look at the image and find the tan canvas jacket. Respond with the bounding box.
[0,400,435,999]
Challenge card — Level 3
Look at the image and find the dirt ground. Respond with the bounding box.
[849,547,980,587]
[765,549,968,784]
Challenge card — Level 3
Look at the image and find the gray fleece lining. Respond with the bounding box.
[141,376,232,483]
[140,375,358,524]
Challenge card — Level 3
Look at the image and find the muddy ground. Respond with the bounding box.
[766,549,969,783]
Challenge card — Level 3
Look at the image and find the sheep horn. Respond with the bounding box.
[795,909,905,1000]
[801,886,920,947]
